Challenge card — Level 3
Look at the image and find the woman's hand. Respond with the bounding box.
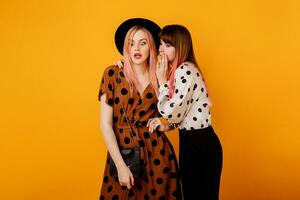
[117,164,134,189]
[156,54,168,85]
[147,117,164,133]
[114,59,124,68]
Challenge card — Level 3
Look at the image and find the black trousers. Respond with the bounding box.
[179,126,223,200]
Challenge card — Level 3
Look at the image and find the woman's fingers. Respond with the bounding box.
[130,173,134,187]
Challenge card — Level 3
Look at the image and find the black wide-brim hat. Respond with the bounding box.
[114,18,161,55]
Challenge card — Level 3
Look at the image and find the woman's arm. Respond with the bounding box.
[100,94,134,189]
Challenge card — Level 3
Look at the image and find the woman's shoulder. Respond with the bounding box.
[102,65,125,81]
[175,62,199,76]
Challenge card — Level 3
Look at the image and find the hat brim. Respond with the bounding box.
[114,18,161,55]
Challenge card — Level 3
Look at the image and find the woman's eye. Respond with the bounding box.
[141,41,147,45]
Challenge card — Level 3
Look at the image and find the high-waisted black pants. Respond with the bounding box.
[179,126,223,200]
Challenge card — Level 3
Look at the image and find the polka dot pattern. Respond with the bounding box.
[157,62,212,130]
[98,65,181,199]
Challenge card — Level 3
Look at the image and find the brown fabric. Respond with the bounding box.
[98,65,182,200]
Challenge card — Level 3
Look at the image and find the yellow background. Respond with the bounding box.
[1,0,300,199]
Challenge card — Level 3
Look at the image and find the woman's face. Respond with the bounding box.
[159,39,176,63]
[129,30,150,65]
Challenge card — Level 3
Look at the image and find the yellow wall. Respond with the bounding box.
[1,0,299,199]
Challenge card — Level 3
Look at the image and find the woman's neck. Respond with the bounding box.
[132,63,148,76]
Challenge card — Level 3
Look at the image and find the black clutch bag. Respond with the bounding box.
[109,147,144,179]
[108,104,145,179]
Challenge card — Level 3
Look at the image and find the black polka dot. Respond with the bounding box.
[191,98,194,103]
[136,183,143,190]
[182,79,187,83]
[175,89,178,93]
[154,159,160,165]
[150,103,156,110]
[206,93,209,98]
[187,100,190,105]
[148,151,152,157]
[144,194,150,200]
[120,108,124,115]
[107,98,114,106]
[170,102,175,107]
[114,97,119,104]
[206,119,209,123]
[116,77,121,84]
[128,189,134,197]
[193,84,197,90]
[108,69,115,76]
[108,83,113,91]
[124,137,130,144]
[159,195,166,200]
[146,92,153,99]
[128,98,134,105]
[198,108,202,112]
[177,113,181,118]
[112,194,119,200]
[141,121,147,126]
[180,66,184,69]
[179,103,182,106]
[203,103,208,107]
[193,117,197,121]
[169,154,175,160]
[180,95,183,99]
[186,70,191,75]
[139,110,146,117]
[121,186,127,190]
[156,131,162,137]
[107,185,113,192]
[196,72,200,77]
[180,76,184,79]
[160,148,165,155]
[151,140,158,147]
[151,189,157,196]
[103,176,109,183]
[165,184,170,191]
[163,167,169,174]
[172,190,178,197]
[144,132,150,139]
[149,170,154,176]
[137,99,142,105]
[201,124,204,128]
[119,71,125,77]
[121,88,128,95]
[156,178,163,184]
[168,115,172,119]
[201,87,204,92]
[113,117,118,122]
[138,140,145,147]
[169,172,177,179]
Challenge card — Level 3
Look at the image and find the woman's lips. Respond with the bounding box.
[134,53,142,59]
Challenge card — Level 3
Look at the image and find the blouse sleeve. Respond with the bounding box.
[157,64,195,123]
[97,66,116,106]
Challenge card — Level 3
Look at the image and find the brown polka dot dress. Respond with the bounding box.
[98,65,182,200]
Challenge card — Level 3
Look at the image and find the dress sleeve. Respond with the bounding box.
[97,66,116,106]
[157,64,195,123]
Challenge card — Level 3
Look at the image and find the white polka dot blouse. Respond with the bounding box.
[158,62,212,130]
